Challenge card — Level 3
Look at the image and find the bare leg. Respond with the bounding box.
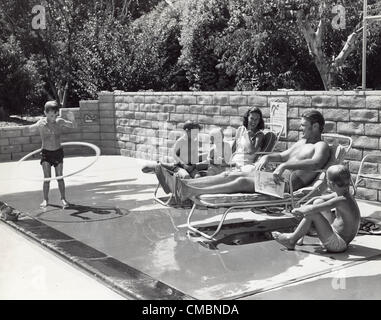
[55,163,68,208]
[308,199,335,235]
[179,176,254,201]
[41,162,51,207]
[183,170,245,188]
[273,212,335,250]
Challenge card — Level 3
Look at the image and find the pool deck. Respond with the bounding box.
[1,155,381,300]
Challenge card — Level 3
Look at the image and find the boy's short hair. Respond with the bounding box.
[183,120,201,131]
[302,110,325,133]
[44,100,59,113]
[327,164,351,187]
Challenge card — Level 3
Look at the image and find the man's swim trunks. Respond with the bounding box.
[40,148,64,167]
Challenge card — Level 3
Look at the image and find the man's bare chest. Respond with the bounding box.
[291,144,316,160]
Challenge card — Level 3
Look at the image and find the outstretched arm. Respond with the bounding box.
[24,119,44,135]
[58,111,77,128]
[292,196,345,217]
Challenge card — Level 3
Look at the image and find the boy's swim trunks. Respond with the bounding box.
[40,148,64,167]
[321,228,347,253]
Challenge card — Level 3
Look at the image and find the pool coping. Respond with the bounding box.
[1,214,194,300]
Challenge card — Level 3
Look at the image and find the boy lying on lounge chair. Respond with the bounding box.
[273,164,361,253]
[158,110,330,202]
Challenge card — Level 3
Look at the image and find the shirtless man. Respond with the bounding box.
[273,164,360,252]
[26,101,77,208]
[168,110,330,201]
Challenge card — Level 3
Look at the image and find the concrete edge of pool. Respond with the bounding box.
[0,214,194,300]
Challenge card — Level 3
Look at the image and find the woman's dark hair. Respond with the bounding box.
[243,107,265,130]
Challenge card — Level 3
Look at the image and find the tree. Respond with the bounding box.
[285,0,381,90]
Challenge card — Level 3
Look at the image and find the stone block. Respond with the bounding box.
[170,113,184,122]
[352,136,379,149]
[134,112,145,120]
[365,124,381,136]
[288,96,311,108]
[139,104,151,112]
[140,120,152,128]
[189,105,204,114]
[198,115,215,125]
[322,109,349,121]
[0,138,9,146]
[221,106,238,116]
[99,118,115,125]
[1,145,22,153]
[204,105,220,115]
[230,95,248,105]
[115,103,129,111]
[183,95,197,105]
[311,96,337,108]
[0,129,22,138]
[132,95,145,103]
[197,95,213,105]
[169,96,183,104]
[366,96,381,109]
[338,96,365,109]
[160,104,176,113]
[247,95,267,107]
[350,109,378,122]
[229,116,242,127]
[337,122,364,135]
[9,137,30,145]
[176,105,189,113]
[129,103,140,111]
[213,94,229,105]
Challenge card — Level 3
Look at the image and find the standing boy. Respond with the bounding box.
[27,101,77,208]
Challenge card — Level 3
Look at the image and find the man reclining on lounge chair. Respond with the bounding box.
[158,110,330,201]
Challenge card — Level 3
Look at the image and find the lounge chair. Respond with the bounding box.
[186,133,353,240]
[354,153,381,196]
[154,123,284,206]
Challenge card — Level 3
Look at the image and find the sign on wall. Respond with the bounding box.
[270,101,288,138]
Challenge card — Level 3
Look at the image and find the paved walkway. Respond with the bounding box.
[1,155,381,299]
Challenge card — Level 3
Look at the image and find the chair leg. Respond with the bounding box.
[187,205,235,240]
[153,183,174,206]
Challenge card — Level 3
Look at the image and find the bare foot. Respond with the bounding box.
[141,161,157,173]
[272,232,296,250]
[40,200,48,208]
[61,199,70,209]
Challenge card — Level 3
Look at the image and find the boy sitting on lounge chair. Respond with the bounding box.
[273,164,361,253]
[142,120,207,179]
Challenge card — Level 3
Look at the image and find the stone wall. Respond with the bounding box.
[109,90,381,202]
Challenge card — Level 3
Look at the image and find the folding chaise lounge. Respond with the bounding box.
[186,133,353,240]
[154,123,284,206]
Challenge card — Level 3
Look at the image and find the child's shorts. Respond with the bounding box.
[40,148,64,167]
[321,229,348,253]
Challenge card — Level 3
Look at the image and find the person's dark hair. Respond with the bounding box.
[243,107,265,130]
[44,100,59,113]
[183,120,201,131]
[302,110,325,133]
